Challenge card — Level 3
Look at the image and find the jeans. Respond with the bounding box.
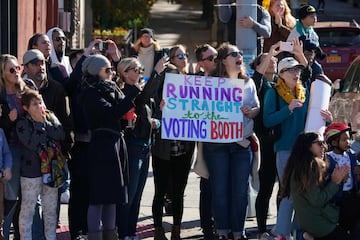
[117,143,150,238]
[275,150,294,236]
[203,142,252,238]
[3,146,22,240]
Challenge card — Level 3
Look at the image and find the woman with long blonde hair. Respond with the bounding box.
[263,0,296,52]
[0,54,30,239]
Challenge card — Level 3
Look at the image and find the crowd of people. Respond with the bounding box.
[0,2,360,240]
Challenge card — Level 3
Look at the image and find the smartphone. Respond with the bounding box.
[94,42,108,51]
[280,41,294,52]
[162,48,170,58]
[102,42,108,51]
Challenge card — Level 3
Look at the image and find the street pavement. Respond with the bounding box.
[56,0,360,240]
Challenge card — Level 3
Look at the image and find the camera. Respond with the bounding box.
[280,41,294,52]
[162,48,170,58]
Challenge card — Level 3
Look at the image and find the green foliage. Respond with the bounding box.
[92,0,156,30]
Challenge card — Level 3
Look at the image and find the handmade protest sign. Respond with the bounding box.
[161,73,244,143]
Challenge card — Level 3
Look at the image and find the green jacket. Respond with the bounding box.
[291,174,340,237]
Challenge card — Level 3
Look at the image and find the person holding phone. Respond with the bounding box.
[115,57,167,240]
[79,54,141,240]
[151,44,195,240]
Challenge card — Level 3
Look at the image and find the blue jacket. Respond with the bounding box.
[0,128,12,170]
[327,150,359,203]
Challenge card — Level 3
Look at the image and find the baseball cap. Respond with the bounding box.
[23,49,45,65]
[278,57,304,73]
[298,5,316,19]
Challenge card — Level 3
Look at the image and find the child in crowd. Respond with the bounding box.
[0,128,12,239]
[16,89,65,240]
[324,122,360,239]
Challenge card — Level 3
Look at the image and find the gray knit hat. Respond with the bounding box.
[82,54,110,76]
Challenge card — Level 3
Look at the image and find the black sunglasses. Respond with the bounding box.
[312,140,327,147]
[54,36,66,42]
[201,55,217,62]
[9,66,21,74]
[105,67,114,74]
[225,51,243,58]
[126,66,144,74]
[176,53,188,60]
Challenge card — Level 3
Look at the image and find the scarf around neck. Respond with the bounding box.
[275,77,306,104]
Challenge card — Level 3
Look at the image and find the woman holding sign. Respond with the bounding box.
[151,45,196,240]
[202,43,260,240]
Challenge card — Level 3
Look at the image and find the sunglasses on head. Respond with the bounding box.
[126,66,144,74]
[225,51,243,58]
[54,36,66,42]
[176,53,188,60]
[9,66,21,74]
[105,67,114,74]
[201,55,217,62]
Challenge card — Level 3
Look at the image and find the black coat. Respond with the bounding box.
[80,76,140,204]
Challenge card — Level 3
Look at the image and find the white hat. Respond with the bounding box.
[278,57,304,73]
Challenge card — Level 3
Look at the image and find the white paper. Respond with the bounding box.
[305,79,332,135]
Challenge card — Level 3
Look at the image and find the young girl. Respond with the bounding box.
[282,131,350,240]
[16,89,65,240]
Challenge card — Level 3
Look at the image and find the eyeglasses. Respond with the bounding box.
[283,67,302,74]
[54,36,66,42]
[126,66,144,74]
[104,67,114,74]
[176,53,188,60]
[225,51,243,58]
[201,55,217,62]
[312,140,326,148]
[9,66,21,74]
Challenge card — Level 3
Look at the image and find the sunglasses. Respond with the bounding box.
[54,36,66,42]
[312,140,327,147]
[201,55,217,62]
[9,66,21,74]
[176,53,188,60]
[126,66,144,74]
[225,51,243,58]
[105,67,114,74]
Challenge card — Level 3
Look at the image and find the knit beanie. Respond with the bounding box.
[82,54,110,76]
[139,28,155,40]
